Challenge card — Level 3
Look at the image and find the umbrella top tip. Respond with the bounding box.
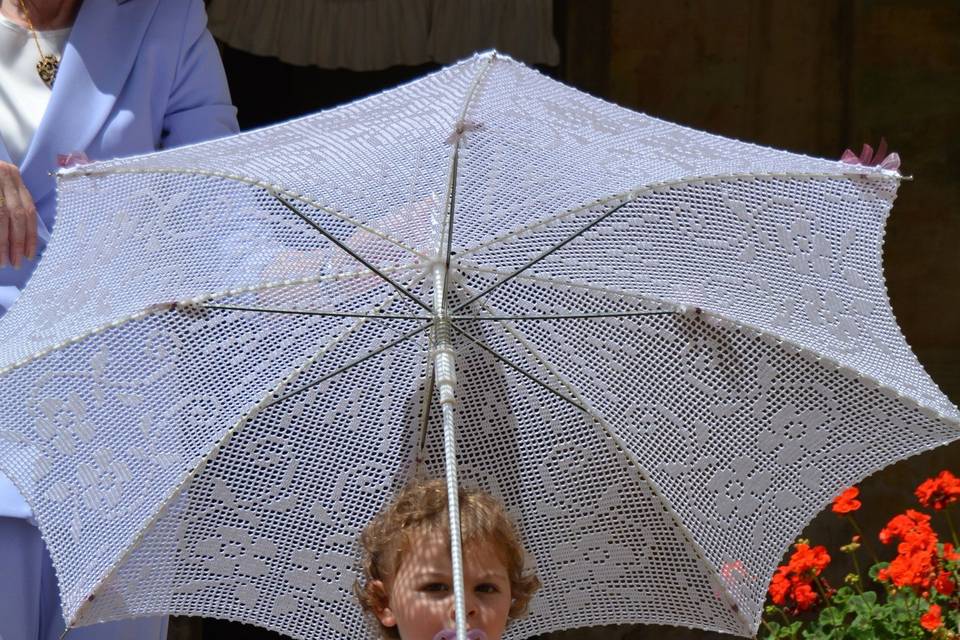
[472,49,519,66]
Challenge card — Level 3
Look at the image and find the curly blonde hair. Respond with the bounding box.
[356,479,540,638]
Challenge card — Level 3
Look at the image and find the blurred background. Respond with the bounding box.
[174,1,959,638]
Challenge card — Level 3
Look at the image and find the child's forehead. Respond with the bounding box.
[396,526,505,559]
[402,524,500,549]
[395,527,510,575]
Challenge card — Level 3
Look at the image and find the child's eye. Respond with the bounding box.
[476,583,500,594]
[421,582,450,592]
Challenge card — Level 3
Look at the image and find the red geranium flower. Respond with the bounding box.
[915,470,960,511]
[769,568,821,612]
[767,543,831,613]
[934,571,955,596]
[878,550,938,591]
[789,543,831,575]
[877,510,940,591]
[878,510,934,545]
[943,543,960,562]
[791,581,818,611]
[920,604,942,632]
[832,486,862,514]
[769,570,792,605]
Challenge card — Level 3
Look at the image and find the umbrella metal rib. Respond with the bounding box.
[450,169,897,265]
[452,311,678,321]
[457,297,755,634]
[264,320,433,407]
[201,303,429,320]
[414,356,437,477]
[451,273,685,413]
[66,165,433,261]
[449,322,592,416]
[58,278,436,640]
[455,261,693,321]
[269,190,433,314]
[450,185,640,262]
[452,196,635,313]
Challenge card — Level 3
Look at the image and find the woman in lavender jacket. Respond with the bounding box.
[0,0,239,637]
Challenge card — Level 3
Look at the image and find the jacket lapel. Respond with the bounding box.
[19,0,160,209]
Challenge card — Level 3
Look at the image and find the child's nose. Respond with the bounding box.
[447,594,478,626]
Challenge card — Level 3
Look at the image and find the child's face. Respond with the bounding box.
[375,529,513,640]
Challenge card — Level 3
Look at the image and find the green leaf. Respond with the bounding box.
[777,621,802,640]
[803,627,841,640]
[867,562,888,581]
[846,624,878,640]
[818,606,846,628]
[760,620,780,640]
[831,586,854,606]
[848,594,874,616]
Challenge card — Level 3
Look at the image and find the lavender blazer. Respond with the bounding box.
[0,0,238,518]
[0,0,239,313]
[0,3,235,637]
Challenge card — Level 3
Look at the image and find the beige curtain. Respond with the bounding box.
[206,0,560,71]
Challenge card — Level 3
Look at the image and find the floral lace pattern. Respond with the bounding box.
[0,53,956,639]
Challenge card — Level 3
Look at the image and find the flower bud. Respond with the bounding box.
[840,541,861,553]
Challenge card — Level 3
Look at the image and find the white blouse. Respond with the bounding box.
[0,13,70,166]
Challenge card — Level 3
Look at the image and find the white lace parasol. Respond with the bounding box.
[0,52,956,639]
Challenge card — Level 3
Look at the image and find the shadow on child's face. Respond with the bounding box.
[377,529,512,640]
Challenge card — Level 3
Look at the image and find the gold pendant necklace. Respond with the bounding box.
[16,0,59,88]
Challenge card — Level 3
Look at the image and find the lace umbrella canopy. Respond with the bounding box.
[0,52,957,640]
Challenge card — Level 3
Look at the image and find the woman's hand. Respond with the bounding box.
[0,161,38,268]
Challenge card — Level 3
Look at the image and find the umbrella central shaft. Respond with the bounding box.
[432,317,457,406]
[430,265,468,640]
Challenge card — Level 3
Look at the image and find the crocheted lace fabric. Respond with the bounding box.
[0,53,956,639]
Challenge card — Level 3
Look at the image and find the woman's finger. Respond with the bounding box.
[0,162,39,269]
[16,177,37,260]
[0,163,18,268]
[7,194,26,269]
[0,200,8,268]
[3,182,26,269]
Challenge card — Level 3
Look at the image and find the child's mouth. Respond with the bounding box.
[432,629,488,640]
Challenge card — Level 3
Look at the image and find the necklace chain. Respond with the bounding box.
[16,0,59,88]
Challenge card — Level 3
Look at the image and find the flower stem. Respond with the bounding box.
[850,553,865,594]
[848,516,881,564]
[761,617,778,638]
[779,607,792,626]
[944,507,959,548]
[776,607,798,640]
[814,575,832,605]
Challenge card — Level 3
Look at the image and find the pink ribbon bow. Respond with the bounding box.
[445,120,484,145]
[840,138,900,171]
[56,151,91,168]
